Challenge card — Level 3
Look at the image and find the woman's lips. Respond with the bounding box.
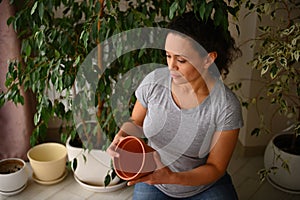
[170,73,181,79]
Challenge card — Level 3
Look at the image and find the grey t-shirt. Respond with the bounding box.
[135,67,243,198]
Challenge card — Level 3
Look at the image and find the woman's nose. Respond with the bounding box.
[168,58,178,70]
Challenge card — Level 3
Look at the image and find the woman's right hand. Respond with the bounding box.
[106,130,126,158]
[107,121,144,157]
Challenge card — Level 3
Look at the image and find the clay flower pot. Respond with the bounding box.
[27,142,67,183]
[113,136,156,181]
[0,158,28,196]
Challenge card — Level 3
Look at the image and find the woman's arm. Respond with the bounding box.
[130,100,147,126]
[128,128,239,186]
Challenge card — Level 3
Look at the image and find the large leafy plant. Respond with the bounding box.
[0,0,242,187]
[0,0,241,148]
[237,0,300,181]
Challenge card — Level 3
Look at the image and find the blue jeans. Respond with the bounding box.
[132,172,238,200]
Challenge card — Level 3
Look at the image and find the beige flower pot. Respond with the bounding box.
[27,142,67,182]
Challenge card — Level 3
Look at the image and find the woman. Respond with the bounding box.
[108,12,243,200]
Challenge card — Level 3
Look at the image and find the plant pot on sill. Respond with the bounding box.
[0,158,28,196]
[65,121,125,192]
[264,133,300,194]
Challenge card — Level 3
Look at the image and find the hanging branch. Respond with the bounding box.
[96,0,105,146]
[97,0,104,119]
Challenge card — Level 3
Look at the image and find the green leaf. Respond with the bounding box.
[281,160,290,174]
[279,57,287,67]
[228,5,240,18]
[294,50,299,62]
[31,1,38,15]
[178,0,187,15]
[104,173,111,187]
[66,161,72,170]
[7,16,15,26]
[72,158,77,171]
[34,113,41,126]
[82,154,87,163]
[138,48,145,58]
[116,44,123,58]
[204,1,214,22]
[25,43,31,57]
[0,93,5,107]
[261,65,269,76]
[111,169,117,180]
[95,1,101,13]
[18,95,24,105]
[257,168,268,182]
[270,65,279,79]
[169,1,179,20]
[199,1,206,19]
[39,2,44,20]
[251,128,260,136]
[124,78,131,90]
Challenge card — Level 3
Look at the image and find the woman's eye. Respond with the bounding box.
[177,59,186,63]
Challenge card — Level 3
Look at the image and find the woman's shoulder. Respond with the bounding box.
[140,67,169,86]
[211,80,241,108]
[149,67,169,78]
[224,84,240,103]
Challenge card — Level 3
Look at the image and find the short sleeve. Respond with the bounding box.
[135,71,155,109]
[216,87,244,131]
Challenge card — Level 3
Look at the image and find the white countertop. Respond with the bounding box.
[0,163,133,200]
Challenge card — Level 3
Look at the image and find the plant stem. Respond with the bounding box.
[96,0,105,145]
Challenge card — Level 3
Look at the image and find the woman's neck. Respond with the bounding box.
[171,76,216,109]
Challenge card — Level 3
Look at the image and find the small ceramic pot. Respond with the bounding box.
[27,142,67,182]
[0,158,28,194]
[113,136,156,180]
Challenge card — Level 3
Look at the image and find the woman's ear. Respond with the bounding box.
[204,52,217,69]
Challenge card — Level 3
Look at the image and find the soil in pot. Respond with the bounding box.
[0,160,24,174]
[274,134,300,155]
[70,123,108,150]
[0,158,28,195]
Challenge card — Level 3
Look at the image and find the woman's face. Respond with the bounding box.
[165,33,207,85]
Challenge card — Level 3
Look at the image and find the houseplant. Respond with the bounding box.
[242,0,300,193]
[0,0,241,188]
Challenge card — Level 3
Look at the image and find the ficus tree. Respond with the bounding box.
[0,0,242,148]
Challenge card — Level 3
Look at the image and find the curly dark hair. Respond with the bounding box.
[167,12,241,77]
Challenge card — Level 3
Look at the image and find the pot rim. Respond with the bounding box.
[270,133,300,157]
[113,136,147,180]
[27,142,67,164]
[0,158,26,177]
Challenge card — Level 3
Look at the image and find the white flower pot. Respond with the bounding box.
[66,136,120,187]
[264,133,300,194]
[0,158,28,196]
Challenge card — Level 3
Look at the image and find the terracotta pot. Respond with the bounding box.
[27,143,67,182]
[0,158,28,195]
[113,136,156,180]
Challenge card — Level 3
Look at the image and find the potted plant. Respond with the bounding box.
[0,0,241,190]
[65,121,124,191]
[241,0,300,193]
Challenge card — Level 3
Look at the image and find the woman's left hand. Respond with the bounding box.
[127,151,174,186]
